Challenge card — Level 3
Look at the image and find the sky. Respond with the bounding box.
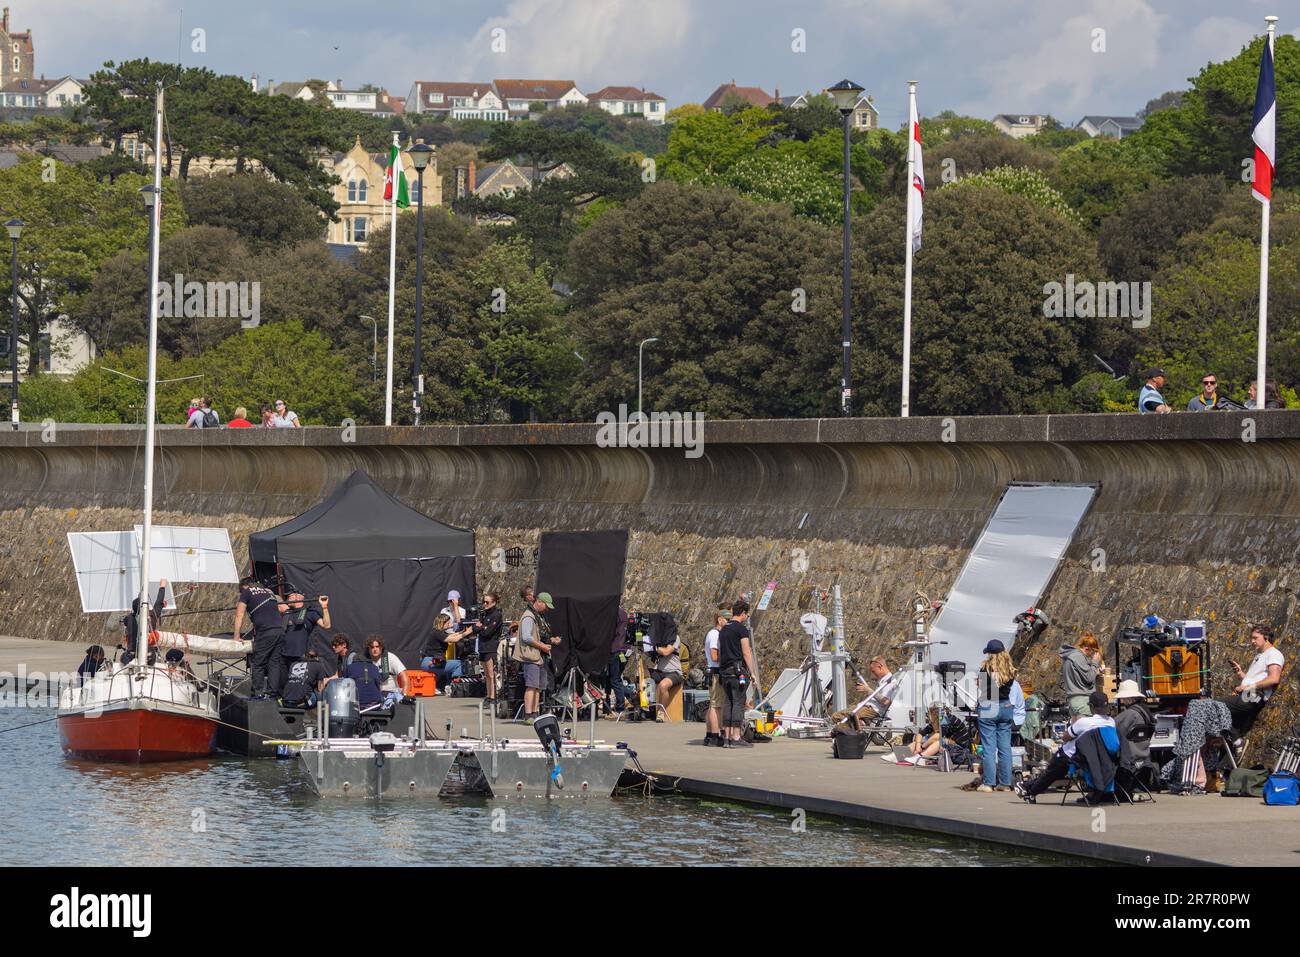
[20,0,1297,128]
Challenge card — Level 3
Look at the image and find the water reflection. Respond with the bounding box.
[3,710,1065,867]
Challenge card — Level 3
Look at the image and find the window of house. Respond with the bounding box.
[411,178,421,203]
[429,92,444,103]
[35,334,51,372]
[13,57,19,72]
[347,179,357,202]
[352,217,367,243]
[357,179,367,202]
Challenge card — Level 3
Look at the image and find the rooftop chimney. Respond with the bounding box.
[455,165,467,200]
[250,72,259,93]
[468,160,477,194]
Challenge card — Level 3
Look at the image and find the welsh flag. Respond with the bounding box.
[384,143,410,208]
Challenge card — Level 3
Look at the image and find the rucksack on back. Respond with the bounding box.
[201,409,218,428]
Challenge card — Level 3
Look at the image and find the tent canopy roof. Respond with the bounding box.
[248,470,474,564]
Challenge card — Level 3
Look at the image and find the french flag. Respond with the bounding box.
[1252,35,1276,204]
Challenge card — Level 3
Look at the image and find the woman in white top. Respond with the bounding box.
[271,399,301,428]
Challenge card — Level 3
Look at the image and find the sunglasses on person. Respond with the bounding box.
[1202,379,1216,386]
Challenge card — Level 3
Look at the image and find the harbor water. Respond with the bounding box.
[0,708,1072,867]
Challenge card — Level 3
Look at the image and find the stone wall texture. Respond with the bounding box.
[2,412,1297,750]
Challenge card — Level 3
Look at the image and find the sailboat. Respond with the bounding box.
[57,83,221,762]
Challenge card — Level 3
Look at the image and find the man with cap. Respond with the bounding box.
[513,591,562,719]
[1138,369,1172,414]
[1015,689,1115,803]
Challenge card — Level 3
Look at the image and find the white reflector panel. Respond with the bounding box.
[67,531,179,613]
[133,525,239,584]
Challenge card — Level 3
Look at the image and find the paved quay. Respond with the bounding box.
[7,637,1293,867]
[423,695,1292,867]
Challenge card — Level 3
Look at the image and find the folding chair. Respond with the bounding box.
[1060,726,1120,805]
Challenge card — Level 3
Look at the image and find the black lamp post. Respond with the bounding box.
[828,78,864,417]
[408,139,434,425]
[5,217,23,430]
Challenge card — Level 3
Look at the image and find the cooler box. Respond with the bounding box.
[404,670,437,697]
[681,688,710,722]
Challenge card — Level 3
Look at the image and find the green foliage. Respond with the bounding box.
[917,111,999,145]
[1022,126,1091,151]
[536,105,669,156]
[690,149,843,224]
[1097,175,1230,282]
[924,134,1054,186]
[661,108,774,179]
[948,166,1082,226]
[68,320,367,425]
[437,237,578,422]
[0,157,185,371]
[1126,35,1299,188]
[468,123,645,276]
[1069,371,1136,413]
[565,181,841,419]
[181,174,325,253]
[85,59,392,217]
[1133,193,1300,406]
[851,187,1107,416]
[1047,137,1159,229]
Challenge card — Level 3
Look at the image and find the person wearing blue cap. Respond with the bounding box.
[974,639,1026,793]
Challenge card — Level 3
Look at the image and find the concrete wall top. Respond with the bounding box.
[3,410,1299,448]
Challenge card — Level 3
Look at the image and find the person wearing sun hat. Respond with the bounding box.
[1111,678,1154,745]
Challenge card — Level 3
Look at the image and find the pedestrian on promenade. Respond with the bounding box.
[975,640,1025,793]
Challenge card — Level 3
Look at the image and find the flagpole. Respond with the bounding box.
[901,80,917,418]
[385,131,398,426]
[1256,16,1277,411]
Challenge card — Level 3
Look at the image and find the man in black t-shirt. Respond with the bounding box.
[233,578,289,699]
[279,592,331,695]
[281,651,332,708]
[717,600,759,748]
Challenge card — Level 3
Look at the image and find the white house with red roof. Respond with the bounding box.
[586,85,667,124]
[405,80,506,121]
[492,79,586,118]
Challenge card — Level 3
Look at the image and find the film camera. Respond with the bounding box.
[1117,615,1209,701]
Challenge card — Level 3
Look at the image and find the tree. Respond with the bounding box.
[665,103,705,123]
[0,158,185,373]
[1133,191,1300,406]
[564,181,841,419]
[947,166,1082,226]
[1138,90,1185,118]
[851,186,1109,416]
[432,237,577,422]
[1097,174,1230,282]
[690,148,843,225]
[918,111,999,145]
[181,173,325,252]
[661,107,774,179]
[923,133,1054,186]
[72,225,255,357]
[1126,35,1299,187]
[1022,126,1091,151]
[1047,137,1158,230]
[468,122,645,275]
[537,104,669,156]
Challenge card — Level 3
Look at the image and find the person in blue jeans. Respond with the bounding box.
[975,639,1026,792]
[421,613,466,692]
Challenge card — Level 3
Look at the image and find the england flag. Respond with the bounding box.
[908,95,924,251]
[1252,34,1276,204]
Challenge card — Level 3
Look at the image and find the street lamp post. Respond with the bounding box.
[5,217,24,430]
[408,140,434,425]
[360,314,378,381]
[637,336,659,419]
[828,79,864,418]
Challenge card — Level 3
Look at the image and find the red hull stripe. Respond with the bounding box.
[59,707,216,763]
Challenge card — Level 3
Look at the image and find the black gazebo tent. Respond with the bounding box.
[248,470,475,666]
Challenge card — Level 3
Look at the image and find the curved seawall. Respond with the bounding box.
[2,413,1297,745]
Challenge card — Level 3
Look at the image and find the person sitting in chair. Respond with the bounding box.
[1015,691,1115,803]
[649,627,683,711]
[422,613,467,693]
[852,657,900,720]
[1217,625,1284,743]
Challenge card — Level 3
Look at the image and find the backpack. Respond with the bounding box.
[1222,766,1269,798]
[201,409,218,428]
[1264,770,1299,806]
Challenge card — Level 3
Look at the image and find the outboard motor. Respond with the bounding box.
[325,677,359,737]
[532,713,565,789]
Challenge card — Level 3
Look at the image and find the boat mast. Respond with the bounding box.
[135,81,165,668]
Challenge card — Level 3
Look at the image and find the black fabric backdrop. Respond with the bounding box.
[536,530,628,677]
[286,556,475,667]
